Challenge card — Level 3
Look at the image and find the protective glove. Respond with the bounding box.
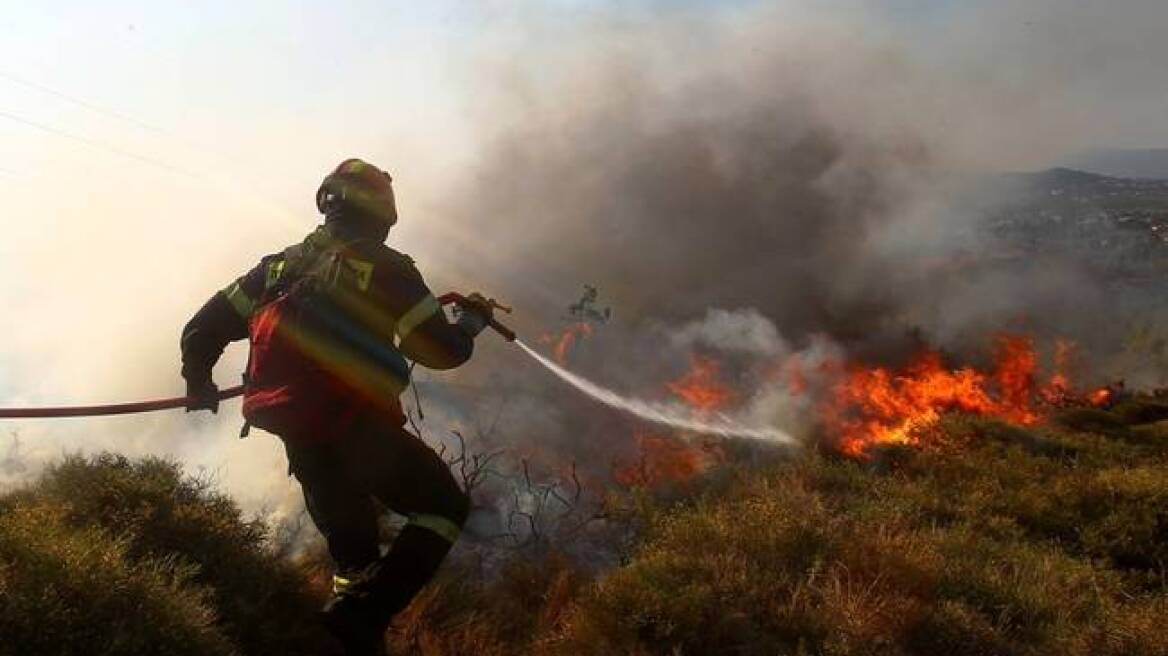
[185,378,219,414]
[455,292,494,337]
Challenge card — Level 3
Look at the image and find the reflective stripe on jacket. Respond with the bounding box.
[179,223,473,394]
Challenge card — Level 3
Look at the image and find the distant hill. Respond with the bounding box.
[1006,167,1168,203]
[981,167,1168,280]
[1063,148,1168,180]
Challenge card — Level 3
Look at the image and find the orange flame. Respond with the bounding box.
[613,356,733,487]
[824,334,1053,458]
[539,322,594,365]
[614,433,725,487]
[666,355,733,415]
[1038,339,1075,405]
[1087,387,1115,408]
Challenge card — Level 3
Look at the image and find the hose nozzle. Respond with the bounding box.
[438,292,518,342]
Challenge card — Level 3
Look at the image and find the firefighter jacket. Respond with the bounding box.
[180,222,473,431]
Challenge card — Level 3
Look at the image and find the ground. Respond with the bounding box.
[2,396,1167,655]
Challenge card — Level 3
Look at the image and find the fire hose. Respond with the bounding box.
[0,292,516,420]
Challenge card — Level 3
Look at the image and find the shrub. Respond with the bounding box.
[388,553,586,656]
[0,453,334,656]
[532,408,1168,654]
[7,401,1168,656]
[0,501,234,656]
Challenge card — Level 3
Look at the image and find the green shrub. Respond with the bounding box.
[0,501,234,656]
[7,404,1168,656]
[0,453,333,656]
[537,409,1168,655]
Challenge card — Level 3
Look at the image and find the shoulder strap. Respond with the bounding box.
[255,244,307,308]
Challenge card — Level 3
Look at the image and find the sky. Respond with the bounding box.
[0,1,495,512]
[1,0,1166,518]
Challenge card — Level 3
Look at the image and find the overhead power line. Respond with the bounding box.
[0,69,167,135]
[0,106,302,228]
[0,71,300,225]
[0,107,205,180]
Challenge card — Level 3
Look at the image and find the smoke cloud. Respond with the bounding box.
[3,0,1167,534]
[427,0,1168,379]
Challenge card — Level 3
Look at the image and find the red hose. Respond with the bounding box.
[0,385,244,419]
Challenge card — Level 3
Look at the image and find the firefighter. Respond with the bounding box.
[180,158,492,656]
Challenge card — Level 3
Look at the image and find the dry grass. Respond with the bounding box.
[3,397,1167,655]
[395,397,1168,655]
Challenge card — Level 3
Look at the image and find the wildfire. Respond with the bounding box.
[1087,385,1119,409]
[540,322,594,365]
[611,356,736,487]
[824,334,1067,458]
[614,432,725,487]
[1038,339,1075,406]
[666,355,733,415]
[588,324,1124,478]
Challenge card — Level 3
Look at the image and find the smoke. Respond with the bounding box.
[423,1,1168,374]
[671,308,788,358]
[4,0,1168,539]
[399,3,1168,546]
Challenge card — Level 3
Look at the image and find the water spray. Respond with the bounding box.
[514,340,796,444]
[441,293,795,443]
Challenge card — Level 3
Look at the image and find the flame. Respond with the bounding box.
[666,355,733,415]
[824,334,1052,458]
[614,433,725,487]
[782,358,809,397]
[611,356,734,487]
[1038,339,1075,405]
[1039,373,1074,405]
[539,322,593,365]
[1087,387,1114,408]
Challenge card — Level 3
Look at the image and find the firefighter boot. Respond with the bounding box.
[320,594,388,656]
[325,522,459,651]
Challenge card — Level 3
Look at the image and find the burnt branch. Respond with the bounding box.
[445,429,506,496]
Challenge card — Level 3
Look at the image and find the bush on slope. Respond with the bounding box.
[391,399,1168,656]
[0,453,334,656]
[552,407,1168,655]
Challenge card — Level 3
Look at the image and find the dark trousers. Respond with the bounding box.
[285,412,469,619]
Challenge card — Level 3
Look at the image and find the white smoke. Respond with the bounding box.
[670,308,789,357]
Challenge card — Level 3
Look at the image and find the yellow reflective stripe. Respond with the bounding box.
[265,260,286,289]
[395,294,440,343]
[223,282,254,319]
[345,258,374,292]
[333,574,353,595]
[407,513,461,544]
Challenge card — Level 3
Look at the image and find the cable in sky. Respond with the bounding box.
[0,69,167,136]
[0,106,299,225]
[0,71,300,225]
[0,107,206,181]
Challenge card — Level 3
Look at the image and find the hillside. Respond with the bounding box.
[987,168,1168,278]
[0,454,337,656]
[7,399,1162,654]
[385,396,1168,655]
[1064,148,1168,181]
